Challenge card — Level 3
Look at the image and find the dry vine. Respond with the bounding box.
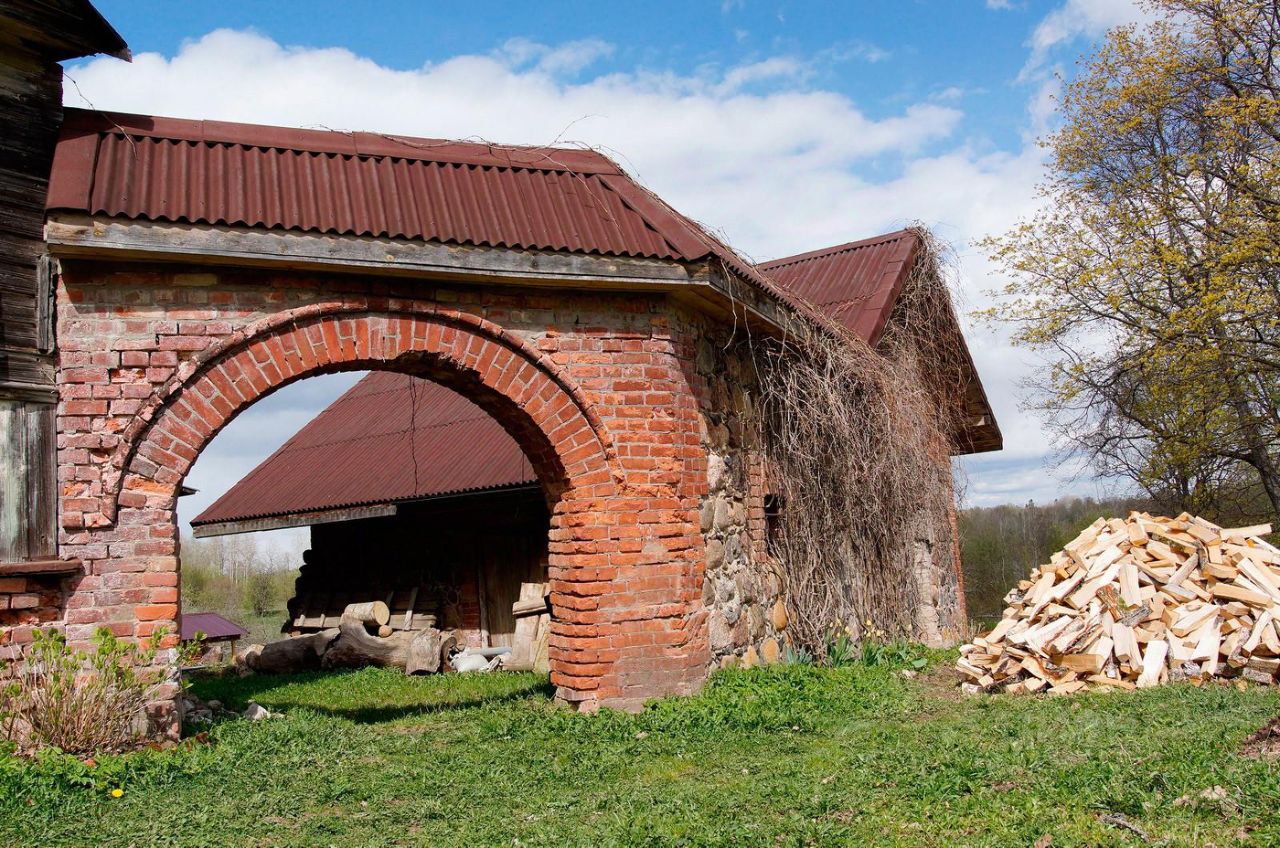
[750,227,973,654]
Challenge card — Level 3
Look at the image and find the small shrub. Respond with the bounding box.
[1,627,169,755]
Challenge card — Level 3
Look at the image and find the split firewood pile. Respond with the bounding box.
[958,513,1280,695]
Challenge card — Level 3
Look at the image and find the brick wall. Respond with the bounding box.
[0,255,970,732]
[38,260,722,729]
[0,574,67,665]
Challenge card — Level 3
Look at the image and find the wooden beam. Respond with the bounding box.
[192,504,398,537]
[45,214,697,289]
[44,214,809,340]
[0,558,83,577]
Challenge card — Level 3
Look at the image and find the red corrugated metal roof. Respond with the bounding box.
[47,108,774,276]
[191,373,536,527]
[761,230,1002,453]
[759,229,917,345]
[179,612,249,642]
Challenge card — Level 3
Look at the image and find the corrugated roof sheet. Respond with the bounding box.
[47,108,775,276]
[762,230,1002,453]
[179,612,249,642]
[191,373,536,527]
[759,229,917,345]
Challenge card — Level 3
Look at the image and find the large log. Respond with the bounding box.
[238,629,338,674]
[321,612,456,673]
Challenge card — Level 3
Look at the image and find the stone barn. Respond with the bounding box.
[0,105,999,729]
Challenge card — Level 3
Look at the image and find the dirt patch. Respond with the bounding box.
[1240,716,1280,759]
[915,664,966,702]
[907,664,967,721]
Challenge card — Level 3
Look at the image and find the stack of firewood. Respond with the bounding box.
[958,513,1280,695]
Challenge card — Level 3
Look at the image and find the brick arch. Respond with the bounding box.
[109,309,636,709]
[95,304,621,525]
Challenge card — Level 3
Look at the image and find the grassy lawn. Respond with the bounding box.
[2,662,1279,847]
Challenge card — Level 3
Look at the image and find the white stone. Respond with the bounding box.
[243,702,272,721]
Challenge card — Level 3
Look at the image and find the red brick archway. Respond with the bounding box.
[59,301,709,715]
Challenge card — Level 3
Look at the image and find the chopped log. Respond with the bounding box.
[343,600,390,628]
[241,630,339,674]
[323,611,444,671]
[958,511,1279,694]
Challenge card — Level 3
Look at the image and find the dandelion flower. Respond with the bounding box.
[110,788,123,798]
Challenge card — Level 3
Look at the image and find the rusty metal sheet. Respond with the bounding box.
[192,373,536,526]
[759,229,917,345]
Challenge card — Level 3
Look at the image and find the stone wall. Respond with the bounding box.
[684,322,788,669]
[683,313,969,663]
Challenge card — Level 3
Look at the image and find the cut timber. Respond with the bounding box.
[321,612,453,674]
[1136,640,1169,688]
[504,582,548,671]
[1211,583,1272,607]
[239,630,338,674]
[957,511,1280,694]
[343,601,390,628]
[512,596,550,617]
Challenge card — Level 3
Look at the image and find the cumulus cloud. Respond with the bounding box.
[62,25,1091,513]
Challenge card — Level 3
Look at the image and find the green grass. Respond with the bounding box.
[2,663,1279,847]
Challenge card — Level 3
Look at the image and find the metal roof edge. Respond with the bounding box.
[758,229,916,272]
[58,107,621,174]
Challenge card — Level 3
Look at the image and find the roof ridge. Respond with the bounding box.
[758,229,916,271]
[59,107,624,176]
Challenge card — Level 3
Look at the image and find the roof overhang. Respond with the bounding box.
[190,483,545,538]
[45,212,808,339]
[0,0,129,61]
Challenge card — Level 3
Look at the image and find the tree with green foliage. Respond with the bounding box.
[985,0,1280,519]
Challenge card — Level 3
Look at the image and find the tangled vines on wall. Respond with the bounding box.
[750,228,972,654]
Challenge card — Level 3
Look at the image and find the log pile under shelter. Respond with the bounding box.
[235,585,551,677]
[958,513,1280,694]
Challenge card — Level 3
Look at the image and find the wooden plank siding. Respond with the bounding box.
[0,54,60,395]
[0,400,56,560]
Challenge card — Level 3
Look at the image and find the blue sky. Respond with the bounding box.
[69,0,1154,542]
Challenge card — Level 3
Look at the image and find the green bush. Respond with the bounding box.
[1,628,167,755]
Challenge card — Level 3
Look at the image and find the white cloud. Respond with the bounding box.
[64,27,1085,515]
[1022,0,1152,78]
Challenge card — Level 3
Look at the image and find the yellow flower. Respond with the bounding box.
[110,788,123,798]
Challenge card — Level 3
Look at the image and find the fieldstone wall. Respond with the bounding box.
[684,324,788,669]
[682,315,968,664]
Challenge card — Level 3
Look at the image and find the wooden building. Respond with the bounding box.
[191,373,549,650]
[0,0,126,566]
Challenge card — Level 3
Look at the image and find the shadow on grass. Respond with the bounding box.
[188,668,556,725]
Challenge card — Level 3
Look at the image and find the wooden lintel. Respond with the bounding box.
[44,214,812,339]
[192,503,399,538]
[45,214,699,289]
[0,558,83,577]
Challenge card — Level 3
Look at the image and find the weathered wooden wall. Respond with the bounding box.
[0,52,60,395]
[0,40,62,564]
[0,401,55,560]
